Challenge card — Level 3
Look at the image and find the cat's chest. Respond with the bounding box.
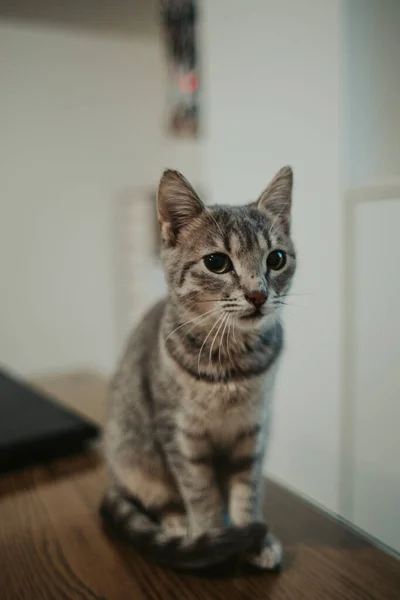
[192,381,265,444]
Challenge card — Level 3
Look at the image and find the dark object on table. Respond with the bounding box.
[0,368,99,473]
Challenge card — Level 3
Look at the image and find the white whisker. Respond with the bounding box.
[205,207,224,238]
[226,315,235,368]
[165,308,218,342]
[232,316,238,347]
[197,313,224,377]
[219,313,231,369]
[184,308,221,339]
[209,314,228,373]
[203,226,224,240]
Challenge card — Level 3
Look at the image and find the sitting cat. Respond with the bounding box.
[101,166,296,570]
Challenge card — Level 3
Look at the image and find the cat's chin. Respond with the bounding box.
[240,310,264,320]
[238,310,277,331]
[240,307,275,321]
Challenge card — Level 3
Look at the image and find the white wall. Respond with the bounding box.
[0,10,203,378]
[0,21,166,376]
[353,197,400,553]
[202,0,343,511]
[344,0,400,187]
[342,0,400,552]
[0,0,204,377]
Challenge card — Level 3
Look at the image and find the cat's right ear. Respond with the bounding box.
[157,169,205,246]
[255,166,293,233]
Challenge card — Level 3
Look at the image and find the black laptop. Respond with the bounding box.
[0,368,100,473]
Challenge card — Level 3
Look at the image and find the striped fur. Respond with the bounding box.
[102,167,296,570]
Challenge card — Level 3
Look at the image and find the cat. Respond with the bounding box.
[101,166,296,570]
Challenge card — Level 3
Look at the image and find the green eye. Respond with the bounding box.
[204,253,233,274]
[267,250,286,271]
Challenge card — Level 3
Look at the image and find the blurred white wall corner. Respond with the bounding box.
[202,0,344,513]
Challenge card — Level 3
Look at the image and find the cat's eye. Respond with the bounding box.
[204,253,233,274]
[267,250,286,271]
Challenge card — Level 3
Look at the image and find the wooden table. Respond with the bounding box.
[0,372,399,600]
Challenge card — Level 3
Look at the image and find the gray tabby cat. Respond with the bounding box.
[101,166,296,570]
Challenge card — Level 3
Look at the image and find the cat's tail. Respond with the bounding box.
[100,488,267,570]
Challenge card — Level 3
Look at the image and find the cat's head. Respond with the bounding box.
[157,167,296,329]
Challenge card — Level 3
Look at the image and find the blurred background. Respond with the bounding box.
[0,0,399,555]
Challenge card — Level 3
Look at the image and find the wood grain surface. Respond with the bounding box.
[0,372,399,600]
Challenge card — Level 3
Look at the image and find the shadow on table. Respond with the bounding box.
[0,448,101,499]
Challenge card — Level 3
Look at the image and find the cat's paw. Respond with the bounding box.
[245,533,283,571]
[162,513,189,537]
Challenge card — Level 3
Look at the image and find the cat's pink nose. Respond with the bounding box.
[245,290,268,308]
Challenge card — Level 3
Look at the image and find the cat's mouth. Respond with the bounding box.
[241,309,264,320]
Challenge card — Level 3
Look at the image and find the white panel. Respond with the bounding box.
[353,198,400,552]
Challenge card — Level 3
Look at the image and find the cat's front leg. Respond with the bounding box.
[228,429,283,571]
[169,426,224,538]
[228,426,264,527]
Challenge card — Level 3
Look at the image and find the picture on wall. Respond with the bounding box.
[161,0,199,137]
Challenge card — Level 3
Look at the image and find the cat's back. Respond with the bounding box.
[129,298,166,351]
[105,299,166,462]
[111,298,166,390]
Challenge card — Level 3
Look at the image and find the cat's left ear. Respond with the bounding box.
[157,169,205,246]
[255,166,293,231]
